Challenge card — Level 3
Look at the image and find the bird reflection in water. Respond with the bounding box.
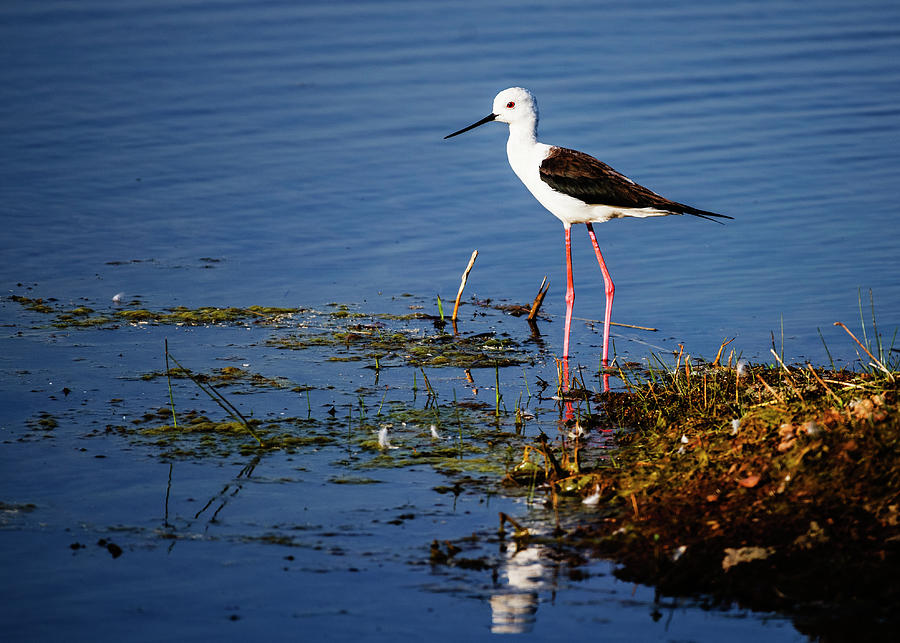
[489,538,546,634]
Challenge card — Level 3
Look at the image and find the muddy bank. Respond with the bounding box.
[512,357,900,638]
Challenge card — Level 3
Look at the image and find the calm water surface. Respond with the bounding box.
[2,0,899,640]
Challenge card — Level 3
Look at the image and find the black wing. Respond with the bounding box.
[539,146,731,221]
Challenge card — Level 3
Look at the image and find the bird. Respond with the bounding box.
[445,87,730,381]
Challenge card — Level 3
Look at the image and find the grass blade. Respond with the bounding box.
[164,349,263,445]
[164,339,178,429]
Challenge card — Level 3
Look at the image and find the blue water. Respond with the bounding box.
[2,0,899,639]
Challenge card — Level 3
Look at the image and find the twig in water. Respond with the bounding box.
[536,433,566,481]
[570,315,657,331]
[452,249,478,322]
[834,321,895,380]
[554,358,565,398]
[420,367,437,397]
[498,511,529,538]
[527,276,550,321]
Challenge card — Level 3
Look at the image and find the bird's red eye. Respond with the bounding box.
[506,101,515,108]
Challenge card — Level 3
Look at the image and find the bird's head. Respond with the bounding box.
[491,87,538,126]
[445,87,538,139]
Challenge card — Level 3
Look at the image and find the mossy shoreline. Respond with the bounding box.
[508,358,900,634]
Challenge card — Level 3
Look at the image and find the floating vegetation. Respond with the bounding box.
[116,305,303,326]
[97,407,333,458]
[140,365,293,392]
[326,303,368,319]
[105,356,538,475]
[270,324,529,369]
[8,292,528,368]
[7,294,303,327]
[330,476,383,485]
[9,295,56,314]
[101,393,534,471]
[26,412,59,432]
[12,285,900,628]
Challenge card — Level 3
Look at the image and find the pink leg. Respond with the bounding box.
[563,226,575,359]
[561,226,574,392]
[586,223,614,369]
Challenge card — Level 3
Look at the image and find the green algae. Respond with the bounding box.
[140,365,293,391]
[330,476,382,484]
[270,325,528,369]
[25,412,58,432]
[106,366,534,478]
[99,406,335,459]
[105,398,529,471]
[332,395,532,478]
[9,295,55,314]
[115,305,303,325]
[8,293,304,327]
[8,291,527,368]
[57,314,114,327]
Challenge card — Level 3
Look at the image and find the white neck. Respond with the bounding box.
[506,118,538,148]
[505,117,550,197]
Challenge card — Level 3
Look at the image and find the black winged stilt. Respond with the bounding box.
[445,87,730,384]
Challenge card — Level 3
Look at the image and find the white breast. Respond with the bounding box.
[506,139,673,227]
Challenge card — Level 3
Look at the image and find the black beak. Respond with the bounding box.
[444,113,497,139]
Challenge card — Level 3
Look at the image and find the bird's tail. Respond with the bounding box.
[680,204,733,223]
